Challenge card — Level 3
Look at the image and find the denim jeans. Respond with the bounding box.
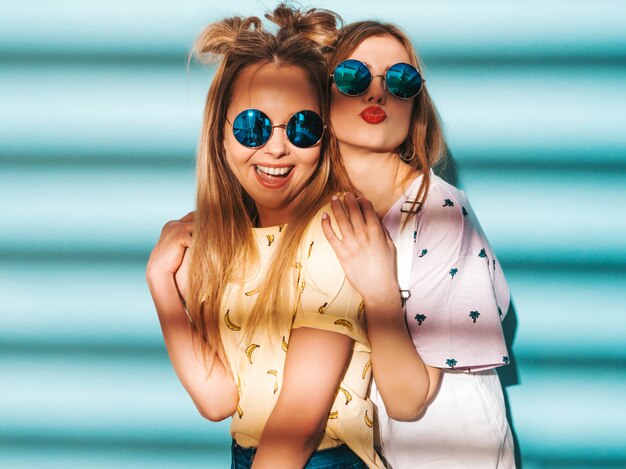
[231,440,368,469]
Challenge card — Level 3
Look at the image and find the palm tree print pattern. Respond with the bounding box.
[479,249,487,258]
[449,268,458,278]
[419,249,428,257]
[503,356,510,364]
[469,311,480,323]
[443,199,454,207]
[446,358,457,368]
[462,206,468,217]
[415,314,427,325]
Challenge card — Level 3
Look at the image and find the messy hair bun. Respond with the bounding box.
[191,3,341,65]
[192,15,264,63]
[266,3,342,54]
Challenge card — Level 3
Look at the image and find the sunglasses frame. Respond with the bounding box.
[226,109,327,149]
[330,59,425,100]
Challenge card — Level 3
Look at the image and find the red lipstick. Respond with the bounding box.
[360,106,386,124]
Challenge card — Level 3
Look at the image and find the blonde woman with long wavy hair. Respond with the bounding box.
[146,5,386,469]
[321,20,515,468]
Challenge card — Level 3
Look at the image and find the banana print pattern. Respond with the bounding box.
[294,262,302,285]
[333,319,353,332]
[224,310,242,331]
[338,385,352,405]
[267,370,278,394]
[364,410,373,428]
[357,301,364,320]
[362,359,372,380]
[245,344,260,364]
[222,207,380,468]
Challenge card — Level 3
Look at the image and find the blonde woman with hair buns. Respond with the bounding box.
[146,4,385,469]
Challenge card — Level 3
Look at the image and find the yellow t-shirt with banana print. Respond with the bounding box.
[220,203,383,468]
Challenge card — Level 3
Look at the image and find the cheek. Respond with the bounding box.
[391,102,413,137]
[300,148,321,170]
[329,95,354,135]
[223,138,253,177]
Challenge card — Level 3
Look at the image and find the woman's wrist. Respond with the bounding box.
[361,286,404,317]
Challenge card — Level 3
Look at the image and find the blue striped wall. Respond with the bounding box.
[1,1,625,468]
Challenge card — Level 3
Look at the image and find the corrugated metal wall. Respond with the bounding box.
[1,1,624,468]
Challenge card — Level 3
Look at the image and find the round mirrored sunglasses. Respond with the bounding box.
[331,59,424,100]
[227,109,325,149]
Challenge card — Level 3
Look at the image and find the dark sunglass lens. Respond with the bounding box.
[333,60,371,96]
[232,109,272,147]
[386,63,423,99]
[287,110,324,148]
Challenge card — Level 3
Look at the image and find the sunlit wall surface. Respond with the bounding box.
[1,1,625,468]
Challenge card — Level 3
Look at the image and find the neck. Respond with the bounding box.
[255,207,291,228]
[340,142,416,216]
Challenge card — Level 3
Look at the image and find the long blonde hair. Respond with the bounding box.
[327,21,447,214]
[186,4,343,369]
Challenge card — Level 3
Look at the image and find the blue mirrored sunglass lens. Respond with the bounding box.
[287,110,324,148]
[386,63,423,99]
[333,60,371,96]
[232,109,272,147]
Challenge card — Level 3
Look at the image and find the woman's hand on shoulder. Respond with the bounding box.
[321,193,398,306]
[146,211,194,286]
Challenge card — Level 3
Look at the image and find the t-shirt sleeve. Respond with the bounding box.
[405,183,509,370]
[291,209,369,348]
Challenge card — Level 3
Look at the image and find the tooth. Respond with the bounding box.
[256,165,292,176]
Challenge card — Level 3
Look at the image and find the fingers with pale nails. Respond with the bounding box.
[322,194,399,307]
[147,211,195,278]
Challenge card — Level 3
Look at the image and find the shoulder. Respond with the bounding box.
[415,175,493,260]
[300,201,342,269]
[422,174,469,217]
[296,200,354,301]
[417,175,467,244]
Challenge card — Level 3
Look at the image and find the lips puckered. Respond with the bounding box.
[360,106,387,124]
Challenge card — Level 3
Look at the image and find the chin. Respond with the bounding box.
[347,138,401,154]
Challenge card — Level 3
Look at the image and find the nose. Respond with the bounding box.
[263,125,290,158]
[363,74,386,105]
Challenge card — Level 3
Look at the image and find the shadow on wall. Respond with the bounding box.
[499,301,522,468]
[435,148,460,188]
[436,150,523,468]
